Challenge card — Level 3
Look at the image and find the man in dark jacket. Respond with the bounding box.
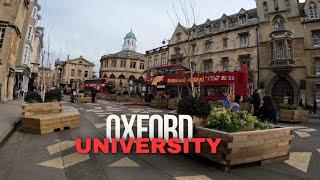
[251,89,261,116]
[91,87,97,103]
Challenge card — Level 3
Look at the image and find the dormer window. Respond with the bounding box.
[176,33,181,41]
[263,2,268,14]
[309,3,319,19]
[285,0,291,10]
[206,26,212,34]
[274,0,279,11]
[239,15,247,25]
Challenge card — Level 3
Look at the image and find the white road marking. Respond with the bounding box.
[38,153,89,169]
[47,141,75,155]
[174,175,212,180]
[147,110,163,113]
[109,157,140,167]
[317,149,320,153]
[298,128,317,132]
[95,123,106,129]
[285,152,312,173]
[294,131,311,138]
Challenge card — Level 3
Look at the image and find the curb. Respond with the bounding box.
[0,118,21,146]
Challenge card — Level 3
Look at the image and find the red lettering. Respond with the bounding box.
[136,138,149,154]
[93,138,109,153]
[119,138,134,154]
[75,138,91,154]
[190,138,205,153]
[183,139,189,153]
[111,138,117,154]
[151,138,166,154]
[206,138,222,154]
[167,138,181,154]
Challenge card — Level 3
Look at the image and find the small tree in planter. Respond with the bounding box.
[24,91,43,103]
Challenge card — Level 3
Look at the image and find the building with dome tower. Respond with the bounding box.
[100,30,146,92]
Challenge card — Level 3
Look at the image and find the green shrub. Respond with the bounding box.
[177,96,211,118]
[45,88,63,102]
[24,91,42,103]
[207,107,268,133]
[278,103,297,110]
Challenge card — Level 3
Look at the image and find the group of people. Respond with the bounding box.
[228,90,278,125]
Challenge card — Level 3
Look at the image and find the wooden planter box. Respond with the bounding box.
[22,103,80,134]
[279,109,309,123]
[167,98,180,110]
[151,99,168,109]
[126,97,143,103]
[76,96,92,103]
[106,94,117,101]
[97,93,106,100]
[194,126,293,171]
[117,95,129,102]
[22,103,62,117]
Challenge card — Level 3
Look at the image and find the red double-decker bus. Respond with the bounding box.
[145,64,249,102]
[83,78,115,94]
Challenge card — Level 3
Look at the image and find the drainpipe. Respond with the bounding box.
[256,27,260,89]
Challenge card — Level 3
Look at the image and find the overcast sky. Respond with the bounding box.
[38,0,304,72]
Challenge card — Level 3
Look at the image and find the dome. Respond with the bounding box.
[124,30,136,40]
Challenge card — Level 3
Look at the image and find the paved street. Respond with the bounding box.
[0,99,320,180]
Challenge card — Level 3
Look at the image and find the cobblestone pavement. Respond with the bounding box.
[0,99,319,180]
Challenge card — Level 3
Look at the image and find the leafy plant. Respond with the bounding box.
[278,103,297,110]
[45,88,63,102]
[24,91,42,103]
[177,96,211,118]
[206,107,268,133]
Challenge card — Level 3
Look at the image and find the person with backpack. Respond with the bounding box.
[259,96,277,125]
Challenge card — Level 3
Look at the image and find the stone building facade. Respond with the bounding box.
[147,0,320,107]
[257,0,320,106]
[146,46,169,69]
[54,56,94,90]
[100,30,146,92]
[14,0,41,96]
[0,0,31,102]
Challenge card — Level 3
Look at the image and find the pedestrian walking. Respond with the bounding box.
[91,87,97,103]
[251,89,261,116]
[259,96,277,125]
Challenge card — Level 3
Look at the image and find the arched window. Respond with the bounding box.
[71,69,75,77]
[273,16,285,31]
[110,74,115,79]
[129,75,135,81]
[309,3,319,19]
[263,2,268,14]
[119,74,125,79]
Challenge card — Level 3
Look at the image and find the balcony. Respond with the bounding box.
[270,49,294,73]
[269,30,292,40]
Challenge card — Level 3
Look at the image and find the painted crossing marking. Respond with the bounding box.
[294,131,311,138]
[285,152,312,173]
[47,141,75,155]
[38,153,90,169]
[109,157,140,167]
[174,175,211,180]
